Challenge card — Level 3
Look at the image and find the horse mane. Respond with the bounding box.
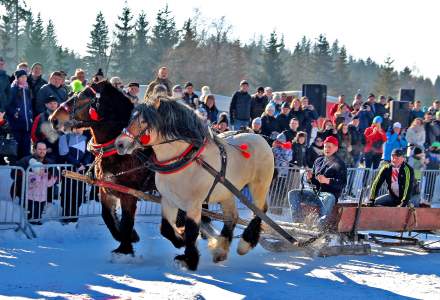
[95,81,134,123]
[134,97,209,146]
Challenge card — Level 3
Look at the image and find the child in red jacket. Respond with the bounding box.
[364,116,387,169]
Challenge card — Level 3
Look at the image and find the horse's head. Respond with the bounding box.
[50,80,133,133]
[115,96,208,155]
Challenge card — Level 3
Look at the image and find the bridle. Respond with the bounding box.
[121,113,152,146]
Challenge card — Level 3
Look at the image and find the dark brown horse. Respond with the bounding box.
[50,80,156,256]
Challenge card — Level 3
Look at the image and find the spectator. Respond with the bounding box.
[35,71,68,114]
[317,119,338,141]
[11,62,29,84]
[264,86,273,102]
[59,128,92,223]
[306,136,324,168]
[428,99,440,114]
[6,69,33,159]
[272,133,292,178]
[27,62,47,116]
[433,111,440,142]
[374,95,388,118]
[364,116,387,169]
[0,111,13,164]
[334,103,352,127]
[337,123,354,168]
[125,82,140,105]
[276,102,291,132]
[283,118,299,142]
[409,100,425,124]
[352,92,362,107]
[213,112,229,133]
[383,122,408,162]
[365,93,379,116]
[301,96,319,143]
[31,95,60,162]
[424,112,440,148]
[183,82,199,109]
[407,146,427,181]
[406,118,426,150]
[291,131,308,168]
[200,86,211,103]
[289,98,304,129]
[269,93,282,116]
[74,68,87,86]
[308,120,319,146]
[250,86,268,119]
[329,94,348,122]
[229,80,251,130]
[145,66,172,99]
[348,116,362,167]
[110,76,124,90]
[358,102,374,134]
[250,117,262,134]
[425,142,440,170]
[0,57,11,112]
[172,84,184,100]
[261,104,279,145]
[201,94,219,124]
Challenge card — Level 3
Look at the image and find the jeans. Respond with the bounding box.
[365,152,381,169]
[233,119,249,131]
[288,189,336,224]
[375,193,420,207]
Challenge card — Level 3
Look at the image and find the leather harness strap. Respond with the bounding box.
[202,135,227,204]
[88,138,118,158]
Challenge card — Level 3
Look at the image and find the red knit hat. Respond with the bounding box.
[324,136,339,147]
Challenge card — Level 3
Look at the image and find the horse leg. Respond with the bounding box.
[175,207,201,271]
[100,190,122,242]
[238,183,269,255]
[208,199,237,263]
[160,198,185,249]
[112,194,138,256]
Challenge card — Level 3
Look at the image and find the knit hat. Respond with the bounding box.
[31,62,42,70]
[393,122,402,129]
[324,136,339,147]
[184,82,193,88]
[70,79,84,93]
[372,116,383,124]
[276,133,287,143]
[128,82,140,88]
[252,117,262,126]
[44,95,58,104]
[14,69,27,79]
[391,148,404,157]
[94,68,104,77]
[240,80,249,86]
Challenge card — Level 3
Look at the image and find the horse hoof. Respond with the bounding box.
[237,238,252,255]
[174,254,198,271]
[212,251,228,263]
[112,244,134,256]
[131,230,140,243]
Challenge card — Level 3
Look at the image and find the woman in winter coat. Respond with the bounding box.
[261,104,280,145]
[337,123,354,168]
[291,131,308,168]
[383,122,408,162]
[200,94,219,124]
[306,136,324,168]
[6,70,33,159]
[364,116,387,169]
[406,118,425,150]
[317,119,338,141]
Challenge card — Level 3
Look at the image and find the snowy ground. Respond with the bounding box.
[1,217,440,300]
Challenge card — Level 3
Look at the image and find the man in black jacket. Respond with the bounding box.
[229,80,251,130]
[250,86,268,119]
[368,149,415,207]
[276,102,291,132]
[35,71,67,114]
[288,136,347,226]
[27,63,47,116]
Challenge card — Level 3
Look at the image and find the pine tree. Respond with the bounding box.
[311,34,332,85]
[0,9,14,66]
[86,11,109,75]
[180,18,197,48]
[374,57,399,97]
[262,30,286,90]
[332,46,352,95]
[434,76,440,99]
[132,11,152,81]
[112,3,135,80]
[151,4,179,64]
[24,13,47,67]
[399,66,414,88]
[44,19,58,71]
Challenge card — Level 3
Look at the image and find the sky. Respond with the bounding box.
[23,0,440,81]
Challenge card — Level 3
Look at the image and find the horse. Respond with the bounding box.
[114,96,274,270]
[49,80,157,257]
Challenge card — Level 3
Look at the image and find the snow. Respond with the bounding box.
[1,217,440,299]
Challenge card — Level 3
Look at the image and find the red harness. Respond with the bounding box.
[88,138,118,158]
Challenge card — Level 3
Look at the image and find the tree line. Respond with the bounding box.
[1,0,439,104]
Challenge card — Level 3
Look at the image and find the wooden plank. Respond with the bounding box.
[336,207,440,232]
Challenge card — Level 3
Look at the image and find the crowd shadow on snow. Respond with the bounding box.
[1,220,439,299]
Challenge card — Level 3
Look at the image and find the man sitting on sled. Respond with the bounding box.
[288,136,347,227]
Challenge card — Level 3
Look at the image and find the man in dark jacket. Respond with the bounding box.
[31,96,60,161]
[182,82,199,109]
[283,118,300,142]
[276,102,291,132]
[374,95,388,118]
[0,57,11,112]
[144,67,172,99]
[229,80,251,130]
[27,62,47,116]
[368,149,415,207]
[288,136,347,226]
[250,86,268,119]
[35,71,67,114]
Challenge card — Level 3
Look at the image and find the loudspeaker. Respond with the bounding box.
[399,89,415,102]
[302,84,327,117]
[390,100,410,128]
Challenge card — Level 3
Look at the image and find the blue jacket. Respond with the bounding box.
[358,109,374,133]
[6,83,33,132]
[383,130,408,161]
[35,83,68,114]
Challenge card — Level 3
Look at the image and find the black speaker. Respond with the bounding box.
[302,84,327,117]
[390,100,410,128]
[399,89,415,102]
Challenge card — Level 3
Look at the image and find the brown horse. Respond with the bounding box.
[115,97,274,270]
[49,80,156,256]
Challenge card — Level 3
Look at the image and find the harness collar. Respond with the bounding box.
[88,138,118,158]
